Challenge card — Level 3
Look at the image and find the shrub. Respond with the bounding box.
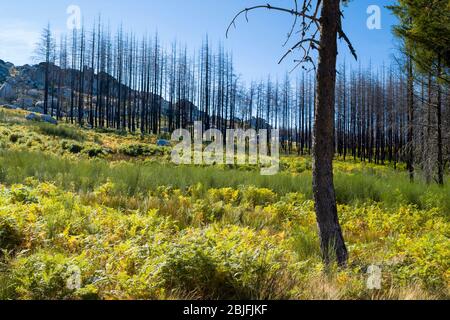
[158,226,296,299]
[241,186,277,207]
[192,200,227,223]
[119,143,168,157]
[11,252,90,300]
[0,214,22,251]
[207,187,240,204]
[83,145,105,158]
[0,177,447,299]
[0,272,16,299]
[9,133,21,143]
[9,185,38,204]
[120,143,151,157]
[61,141,84,154]
[282,157,312,173]
[391,233,450,291]
[35,123,85,142]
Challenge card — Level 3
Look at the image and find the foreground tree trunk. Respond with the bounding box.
[313,0,348,266]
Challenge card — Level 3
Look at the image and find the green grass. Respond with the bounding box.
[0,149,448,214]
[0,109,24,125]
[33,122,86,142]
[0,108,448,300]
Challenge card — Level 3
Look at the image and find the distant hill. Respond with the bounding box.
[0,59,270,129]
[0,60,171,116]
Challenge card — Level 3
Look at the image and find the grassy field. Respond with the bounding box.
[0,107,448,300]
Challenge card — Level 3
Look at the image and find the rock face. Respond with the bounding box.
[0,59,187,119]
[0,59,13,84]
[0,82,17,100]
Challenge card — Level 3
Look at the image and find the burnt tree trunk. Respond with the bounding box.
[436,55,444,186]
[407,46,415,183]
[312,0,348,267]
[44,63,49,115]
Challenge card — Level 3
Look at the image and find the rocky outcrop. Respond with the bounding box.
[0,59,215,125]
[0,82,17,100]
[6,63,46,91]
[0,59,13,84]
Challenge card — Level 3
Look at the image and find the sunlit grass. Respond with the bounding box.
[0,107,448,300]
[0,149,448,214]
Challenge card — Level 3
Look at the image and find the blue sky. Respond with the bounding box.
[0,0,399,82]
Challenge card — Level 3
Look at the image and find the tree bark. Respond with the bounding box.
[312,0,348,267]
[407,46,415,183]
[436,54,444,186]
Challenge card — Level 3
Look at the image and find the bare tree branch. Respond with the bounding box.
[278,38,320,65]
[338,12,357,61]
[283,0,299,47]
[226,4,319,39]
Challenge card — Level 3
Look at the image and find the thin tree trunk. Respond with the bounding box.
[436,54,444,185]
[407,47,415,182]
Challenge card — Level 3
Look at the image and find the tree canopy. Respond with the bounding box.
[389,0,450,77]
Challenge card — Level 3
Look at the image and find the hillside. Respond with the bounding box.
[0,60,172,116]
[0,60,270,131]
[0,107,448,300]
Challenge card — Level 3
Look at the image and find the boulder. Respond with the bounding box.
[0,82,16,100]
[25,113,40,122]
[157,139,171,147]
[25,113,58,125]
[40,114,58,125]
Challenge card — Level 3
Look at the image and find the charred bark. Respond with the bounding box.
[312,0,348,267]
